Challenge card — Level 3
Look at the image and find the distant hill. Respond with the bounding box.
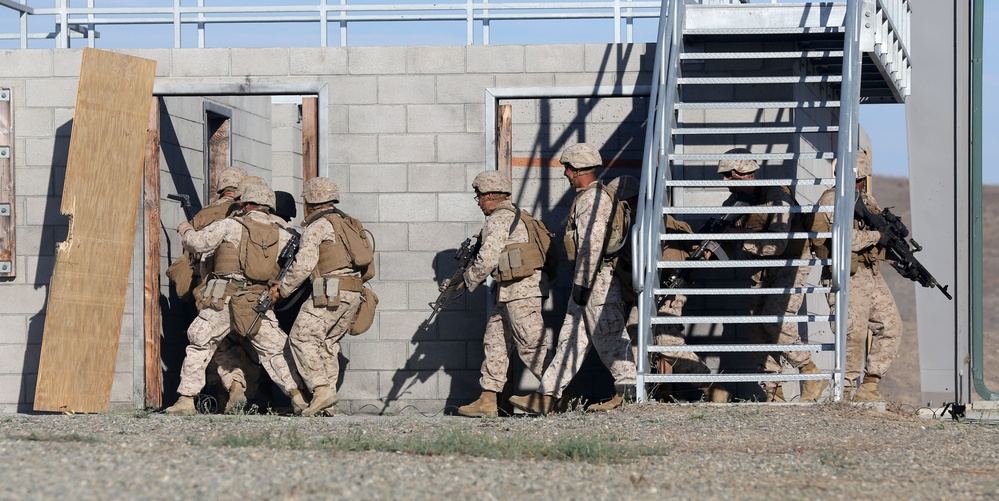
[868,176,999,407]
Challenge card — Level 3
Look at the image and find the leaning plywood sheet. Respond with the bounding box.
[34,48,156,413]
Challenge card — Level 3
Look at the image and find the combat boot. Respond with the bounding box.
[704,385,730,403]
[457,391,498,418]
[508,393,555,415]
[766,386,786,403]
[302,385,337,417]
[224,381,247,414]
[852,375,883,402]
[290,389,308,416]
[799,362,825,402]
[165,395,196,416]
[587,393,624,412]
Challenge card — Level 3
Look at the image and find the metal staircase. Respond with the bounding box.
[632,0,909,403]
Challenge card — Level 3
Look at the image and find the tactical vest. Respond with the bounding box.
[194,198,238,230]
[213,241,240,276]
[490,204,546,282]
[736,186,808,259]
[564,183,627,263]
[304,209,353,277]
[851,195,883,272]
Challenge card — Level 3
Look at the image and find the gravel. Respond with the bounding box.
[1,403,997,500]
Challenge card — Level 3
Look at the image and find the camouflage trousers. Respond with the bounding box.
[210,334,261,395]
[826,265,902,382]
[748,265,813,377]
[479,296,550,393]
[539,267,636,398]
[288,290,362,393]
[654,294,709,375]
[177,304,300,398]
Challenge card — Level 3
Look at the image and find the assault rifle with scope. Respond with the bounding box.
[421,235,480,331]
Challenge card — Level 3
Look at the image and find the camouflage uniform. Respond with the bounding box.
[538,182,636,398]
[176,210,301,399]
[278,215,363,396]
[655,215,710,375]
[726,187,814,380]
[463,200,551,393]
[813,188,902,384]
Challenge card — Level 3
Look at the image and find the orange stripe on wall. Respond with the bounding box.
[512,157,644,169]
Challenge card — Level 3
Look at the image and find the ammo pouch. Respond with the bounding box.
[563,230,577,263]
[229,285,267,337]
[493,242,545,282]
[200,278,235,311]
[312,275,364,309]
[166,251,198,303]
[349,285,379,336]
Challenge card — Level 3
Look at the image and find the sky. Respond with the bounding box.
[0,0,994,183]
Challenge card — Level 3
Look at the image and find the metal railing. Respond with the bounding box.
[869,0,911,97]
[0,0,663,49]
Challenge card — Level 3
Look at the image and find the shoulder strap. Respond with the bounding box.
[491,204,522,237]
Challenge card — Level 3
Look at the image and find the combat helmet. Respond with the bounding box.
[717,148,759,174]
[559,143,602,170]
[241,183,276,209]
[471,171,512,195]
[302,177,340,204]
[855,149,872,178]
[216,166,248,193]
[234,176,267,200]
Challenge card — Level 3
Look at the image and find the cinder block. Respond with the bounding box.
[24,195,64,227]
[271,103,301,128]
[437,193,480,222]
[378,371,440,400]
[554,71,644,89]
[437,309,489,340]
[438,370,481,400]
[330,133,378,164]
[0,345,28,373]
[407,164,467,193]
[378,76,435,105]
[14,165,55,197]
[378,134,435,163]
[465,104,485,133]
[0,50,53,78]
[115,48,172,77]
[13,107,53,138]
[109,370,132,404]
[435,74,495,104]
[362,222,408,252]
[346,340,407,370]
[327,75,378,105]
[406,104,464,133]
[0,316,27,344]
[583,44,646,73]
[408,222,469,251]
[466,45,524,73]
[171,48,231,77]
[369,280,408,310]
[407,341,467,371]
[290,47,348,75]
[378,311,430,340]
[437,134,483,163]
[24,256,55,287]
[526,45,584,73]
[349,163,407,192]
[407,46,465,74]
[348,104,406,134]
[378,193,436,222]
[336,193,378,222]
[328,104,348,133]
[0,375,22,404]
[24,78,77,108]
[348,47,406,75]
[336,370,380,400]
[409,281,442,314]
[507,99,538,124]
[378,251,437,281]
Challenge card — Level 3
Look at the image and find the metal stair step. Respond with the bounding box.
[677,75,842,85]
[660,232,831,241]
[676,101,839,109]
[642,373,832,384]
[647,343,834,353]
[683,27,844,36]
[670,152,835,161]
[663,205,834,215]
[680,50,844,60]
[657,259,830,269]
[650,315,832,324]
[661,178,836,188]
[654,287,834,296]
[673,125,838,135]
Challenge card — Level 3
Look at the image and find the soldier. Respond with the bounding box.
[811,149,902,401]
[718,148,823,402]
[164,183,306,415]
[276,177,366,417]
[457,171,552,418]
[509,143,636,415]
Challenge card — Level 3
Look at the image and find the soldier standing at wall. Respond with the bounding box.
[811,150,902,401]
[457,171,552,418]
[276,177,365,417]
[165,183,306,415]
[717,149,824,402]
[509,143,636,415]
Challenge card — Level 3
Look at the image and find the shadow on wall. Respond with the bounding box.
[20,120,72,413]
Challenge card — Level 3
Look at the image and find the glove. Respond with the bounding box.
[177,221,194,236]
[571,284,591,306]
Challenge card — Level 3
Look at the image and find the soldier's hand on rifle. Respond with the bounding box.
[177,221,194,236]
[267,283,281,303]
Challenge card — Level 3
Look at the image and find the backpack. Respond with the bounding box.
[564,183,631,263]
[237,217,281,283]
[324,209,376,281]
[492,205,559,281]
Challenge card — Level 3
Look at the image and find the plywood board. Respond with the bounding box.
[143,97,162,409]
[302,97,318,181]
[497,104,512,179]
[34,48,156,413]
[0,87,14,278]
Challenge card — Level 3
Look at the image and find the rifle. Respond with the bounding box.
[420,235,480,331]
[662,201,748,289]
[853,191,952,300]
[247,228,302,334]
[167,193,197,221]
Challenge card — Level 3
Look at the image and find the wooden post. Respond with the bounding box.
[143,96,162,409]
[0,87,14,278]
[497,104,512,179]
[302,97,319,181]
